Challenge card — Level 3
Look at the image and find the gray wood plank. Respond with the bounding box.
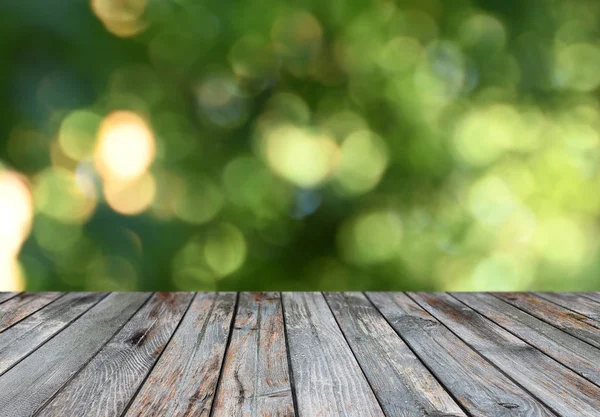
[454,292,600,387]
[212,292,295,417]
[0,293,19,304]
[367,292,556,417]
[0,292,63,332]
[124,292,236,417]
[36,292,194,417]
[411,292,600,416]
[325,292,466,417]
[578,292,600,305]
[0,292,150,417]
[495,292,600,349]
[0,292,106,376]
[534,292,600,322]
[282,292,386,417]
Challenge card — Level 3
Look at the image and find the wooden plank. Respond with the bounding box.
[36,292,193,417]
[0,292,150,417]
[412,292,600,416]
[495,292,600,349]
[0,293,19,304]
[579,292,600,304]
[454,292,600,386]
[535,292,600,322]
[367,292,556,417]
[124,292,236,417]
[325,292,466,417]
[0,292,63,332]
[212,292,295,417]
[282,292,386,417]
[0,292,106,376]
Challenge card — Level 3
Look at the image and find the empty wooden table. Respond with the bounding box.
[0,292,599,416]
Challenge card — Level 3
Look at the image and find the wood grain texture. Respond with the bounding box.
[0,291,598,417]
[0,293,19,304]
[534,292,600,322]
[124,292,236,417]
[367,292,555,417]
[0,292,150,417]
[282,292,386,417]
[0,292,106,376]
[37,292,193,417]
[412,292,600,416]
[0,292,63,332]
[495,292,600,349]
[454,292,600,387]
[578,292,600,305]
[212,292,295,417]
[325,292,466,417]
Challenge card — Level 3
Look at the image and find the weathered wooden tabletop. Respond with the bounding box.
[0,292,599,417]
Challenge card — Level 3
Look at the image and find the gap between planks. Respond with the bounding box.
[206,293,240,417]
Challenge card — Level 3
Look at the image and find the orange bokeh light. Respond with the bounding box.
[95,111,156,182]
[0,170,33,257]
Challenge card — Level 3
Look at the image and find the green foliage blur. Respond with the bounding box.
[1,0,599,291]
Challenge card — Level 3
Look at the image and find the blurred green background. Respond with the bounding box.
[1,0,599,292]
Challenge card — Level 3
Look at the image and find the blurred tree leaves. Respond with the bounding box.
[1,0,600,291]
